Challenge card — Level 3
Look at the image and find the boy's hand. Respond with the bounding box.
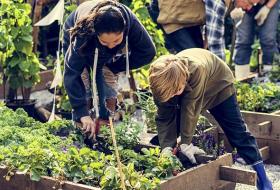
[180,143,205,164]
[80,116,96,139]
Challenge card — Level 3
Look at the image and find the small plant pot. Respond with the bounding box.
[5,99,37,117]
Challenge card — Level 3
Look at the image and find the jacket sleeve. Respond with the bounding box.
[155,96,179,149]
[180,65,207,145]
[63,37,89,121]
[107,14,156,73]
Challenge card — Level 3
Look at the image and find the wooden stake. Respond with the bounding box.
[109,117,126,190]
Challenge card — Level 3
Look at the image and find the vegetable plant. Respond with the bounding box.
[0,0,44,101]
[236,82,280,113]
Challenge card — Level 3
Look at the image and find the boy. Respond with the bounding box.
[149,48,272,190]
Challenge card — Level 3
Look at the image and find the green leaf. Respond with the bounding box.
[20,35,32,42]
[30,169,41,181]
[19,60,30,72]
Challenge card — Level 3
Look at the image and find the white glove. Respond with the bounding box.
[230,8,245,27]
[161,147,173,156]
[254,6,270,26]
[180,143,205,164]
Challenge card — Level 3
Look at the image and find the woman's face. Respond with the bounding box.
[98,32,124,49]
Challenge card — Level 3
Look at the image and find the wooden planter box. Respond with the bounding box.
[0,153,237,190]
[0,127,263,190]
[203,110,280,165]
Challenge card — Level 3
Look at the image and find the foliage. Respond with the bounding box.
[269,53,280,82]
[100,163,160,190]
[135,90,157,133]
[120,147,183,179]
[225,49,234,70]
[129,0,168,89]
[134,68,150,89]
[129,0,168,58]
[0,106,187,189]
[236,82,280,112]
[0,0,43,94]
[100,114,143,149]
[249,39,260,71]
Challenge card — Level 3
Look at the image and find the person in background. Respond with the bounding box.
[148,0,204,53]
[63,0,156,138]
[149,48,273,190]
[205,0,261,61]
[234,0,280,80]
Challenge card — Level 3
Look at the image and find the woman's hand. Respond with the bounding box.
[80,116,96,139]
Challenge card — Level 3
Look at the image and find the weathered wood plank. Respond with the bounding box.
[220,166,256,186]
[237,72,258,82]
[257,121,272,133]
[203,110,280,140]
[159,153,236,190]
[272,110,280,115]
[0,154,236,190]
[255,140,280,165]
[0,166,99,190]
[240,111,280,140]
[259,146,270,161]
[218,133,280,165]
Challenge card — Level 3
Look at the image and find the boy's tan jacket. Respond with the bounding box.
[155,49,235,148]
[157,0,233,34]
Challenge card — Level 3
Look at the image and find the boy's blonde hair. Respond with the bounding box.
[149,55,189,102]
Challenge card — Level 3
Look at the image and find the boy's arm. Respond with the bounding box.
[155,97,179,149]
[180,66,207,145]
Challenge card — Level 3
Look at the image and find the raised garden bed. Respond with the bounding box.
[0,106,262,190]
[0,154,237,190]
[203,110,280,165]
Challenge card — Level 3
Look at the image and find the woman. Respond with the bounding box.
[149,48,272,190]
[63,0,156,138]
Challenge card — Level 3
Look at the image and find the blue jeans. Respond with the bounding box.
[85,66,118,120]
[164,26,204,54]
[234,2,280,65]
[209,94,262,165]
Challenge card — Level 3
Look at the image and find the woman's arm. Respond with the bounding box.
[64,37,89,121]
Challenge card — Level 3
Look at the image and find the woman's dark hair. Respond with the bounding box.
[70,0,126,41]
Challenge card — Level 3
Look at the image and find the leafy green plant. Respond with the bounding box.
[100,114,143,149]
[236,82,280,112]
[130,0,167,58]
[100,163,160,190]
[0,105,178,189]
[269,53,280,82]
[249,39,260,71]
[136,90,157,133]
[0,0,44,100]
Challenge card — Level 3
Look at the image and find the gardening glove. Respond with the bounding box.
[161,147,179,156]
[254,6,270,26]
[80,116,96,140]
[230,8,245,27]
[161,147,174,156]
[180,143,205,164]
